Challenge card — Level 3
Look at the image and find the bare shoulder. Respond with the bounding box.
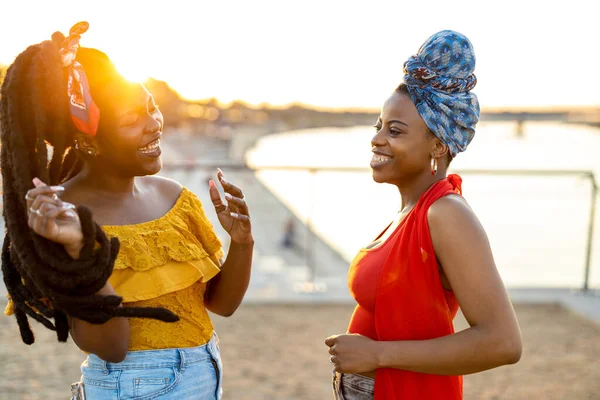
[427,194,478,228]
[141,175,184,203]
[427,194,489,247]
[427,194,490,256]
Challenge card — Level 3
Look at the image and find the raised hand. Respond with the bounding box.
[208,169,253,245]
[26,177,84,259]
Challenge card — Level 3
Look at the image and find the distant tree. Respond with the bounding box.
[204,97,221,108]
[229,100,250,109]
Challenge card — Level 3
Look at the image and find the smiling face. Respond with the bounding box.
[91,83,164,177]
[371,91,439,185]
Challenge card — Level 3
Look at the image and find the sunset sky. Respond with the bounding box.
[1,0,597,110]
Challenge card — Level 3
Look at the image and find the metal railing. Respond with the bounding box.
[163,161,598,292]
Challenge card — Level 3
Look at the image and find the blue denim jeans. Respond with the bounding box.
[332,371,374,399]
[78,333,223,399]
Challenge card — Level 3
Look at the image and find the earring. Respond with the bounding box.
[430,157,438,176]
[75,142,95,156]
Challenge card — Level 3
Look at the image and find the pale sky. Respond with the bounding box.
[1,0,597,109]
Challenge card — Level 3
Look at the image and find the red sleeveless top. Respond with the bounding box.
[347,175,463,400]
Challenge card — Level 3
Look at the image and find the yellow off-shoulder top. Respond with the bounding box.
[5,187,224,351]
[104,187,223,351]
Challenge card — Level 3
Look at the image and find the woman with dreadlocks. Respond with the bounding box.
[1,22,253,399]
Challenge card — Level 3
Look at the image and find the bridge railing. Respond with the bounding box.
[162,161,598,292]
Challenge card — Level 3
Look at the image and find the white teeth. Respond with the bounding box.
[372,154,392,163]
[139,139,160,153]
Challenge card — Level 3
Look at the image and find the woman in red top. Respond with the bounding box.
[325,30,522,400]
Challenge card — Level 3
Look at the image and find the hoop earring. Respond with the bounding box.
[431,157,438,176]
[75,141,95,156]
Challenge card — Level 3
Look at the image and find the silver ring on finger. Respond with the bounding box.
[36,209,43,216]
[52,193,58,200]
[25,194,34,201]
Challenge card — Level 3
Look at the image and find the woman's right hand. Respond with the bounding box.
[26,177,84,259]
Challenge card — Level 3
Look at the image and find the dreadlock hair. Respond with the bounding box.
[0,31,178,346]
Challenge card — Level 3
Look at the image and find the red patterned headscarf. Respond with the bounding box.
[59,21,100,137]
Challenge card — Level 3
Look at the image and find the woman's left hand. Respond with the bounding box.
[209,169,253,244]
[325,334,380,373]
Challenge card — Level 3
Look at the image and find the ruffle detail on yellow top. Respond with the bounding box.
[103,187,224,303]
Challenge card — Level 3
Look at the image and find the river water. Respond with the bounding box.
[247,121,600,289]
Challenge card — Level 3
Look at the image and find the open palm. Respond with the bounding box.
[208,169,253,244]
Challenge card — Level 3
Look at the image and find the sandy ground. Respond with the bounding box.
[0,303,598,400]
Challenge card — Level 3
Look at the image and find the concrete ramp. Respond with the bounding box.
[161,166,353,303]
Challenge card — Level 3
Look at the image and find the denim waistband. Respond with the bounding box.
[84,332,219,371]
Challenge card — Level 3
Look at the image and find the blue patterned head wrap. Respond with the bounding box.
[403,30,480,156]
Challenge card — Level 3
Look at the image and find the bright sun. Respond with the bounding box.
[115,61,150,84]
